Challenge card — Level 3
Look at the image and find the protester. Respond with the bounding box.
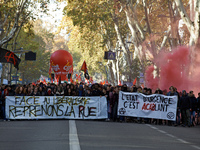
[112,87,119,122]
[91,83,102,96]
[167,86,179,126]
[189,91,197,126]
[38,86,46,96]
[56,86,64,96]
[46,87,53,96]
[0,81,199,128]
[31,87,39,96]
[78,84,85,96]
[15,85,25,96]
[180,90,191,127]
[197,93,200,125]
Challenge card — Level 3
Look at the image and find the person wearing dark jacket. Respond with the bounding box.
[189,91,197,126]
[91,84,101,96]
[78,85,85,96]
[180,90,191,127]
[38,87,46,96]
[31,87,39,96]
[197,93,200,125]
[167,86,178,126]
[112,87,119,122]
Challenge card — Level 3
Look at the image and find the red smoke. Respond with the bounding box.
[145,46,200,94]
[145,65,159,91]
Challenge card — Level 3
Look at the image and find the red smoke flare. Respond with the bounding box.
[145,46,200,94]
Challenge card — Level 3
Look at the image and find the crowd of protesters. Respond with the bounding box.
[0,82,200,127]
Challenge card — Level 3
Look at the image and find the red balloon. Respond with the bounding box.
[50,50,73,81]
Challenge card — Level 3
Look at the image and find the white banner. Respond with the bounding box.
[118,91,178,121]
[6,96,107,120]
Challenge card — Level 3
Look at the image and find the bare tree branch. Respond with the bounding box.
[174,0,193,31]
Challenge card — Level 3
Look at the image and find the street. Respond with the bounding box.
[0,120,200,150]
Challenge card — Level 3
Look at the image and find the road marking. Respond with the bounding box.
[177,138,190,144]
[146,124,158,130]
[69,120,81,150]
[166,133,176,138]
[191,145,200,150]
[157,129,166,134]
[146,124,200,150]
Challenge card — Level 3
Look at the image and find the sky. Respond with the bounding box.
[35,0,68,38]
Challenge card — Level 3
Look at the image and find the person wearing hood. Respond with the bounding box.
[180,90,191,127]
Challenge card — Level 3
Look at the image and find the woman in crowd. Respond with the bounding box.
[15,86,25,96]
[56,86,64,96]
[31,87,39,96]
[26,86,32,96]
[38,86,46,96]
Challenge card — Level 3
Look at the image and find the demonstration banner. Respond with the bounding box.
[118,91,178,121]
[6,96,107,120]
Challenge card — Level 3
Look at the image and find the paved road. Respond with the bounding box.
[0,120,200,150]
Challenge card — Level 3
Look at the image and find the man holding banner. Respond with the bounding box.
[118,91,178,121]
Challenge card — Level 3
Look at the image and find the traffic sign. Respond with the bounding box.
[25,51,36,61]
[104,51,116,60]
[12,76,19,81]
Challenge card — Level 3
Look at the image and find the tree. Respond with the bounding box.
[6,25,51,83]
[0,0,50,47]
[0,0,53,84]
[174,0,200,72]
[61,0,198,87]
[63,0,133,84]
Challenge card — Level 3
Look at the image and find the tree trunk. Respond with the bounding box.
[123,3,147,69]
[112,16,131,68]
[1,63,5,84]
[175,0,200,74]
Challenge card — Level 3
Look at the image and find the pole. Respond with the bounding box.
[105,65,108,83]
[9,63,12,85]
[15,69,18,84]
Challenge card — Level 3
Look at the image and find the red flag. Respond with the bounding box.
[86,78,89,84]
[78,74,81,82]
[103,81,105,85]
[43,79,47,85]
[119,80,122,86]
[54,77,58,85]
[51,78,53,83]
[106,80,108,84]
[81,61,90,80]
[81,61,87,73]
[133,78,137,85]
[141,84,144,88]
[90,77,93,84]
[100,81,103,85]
